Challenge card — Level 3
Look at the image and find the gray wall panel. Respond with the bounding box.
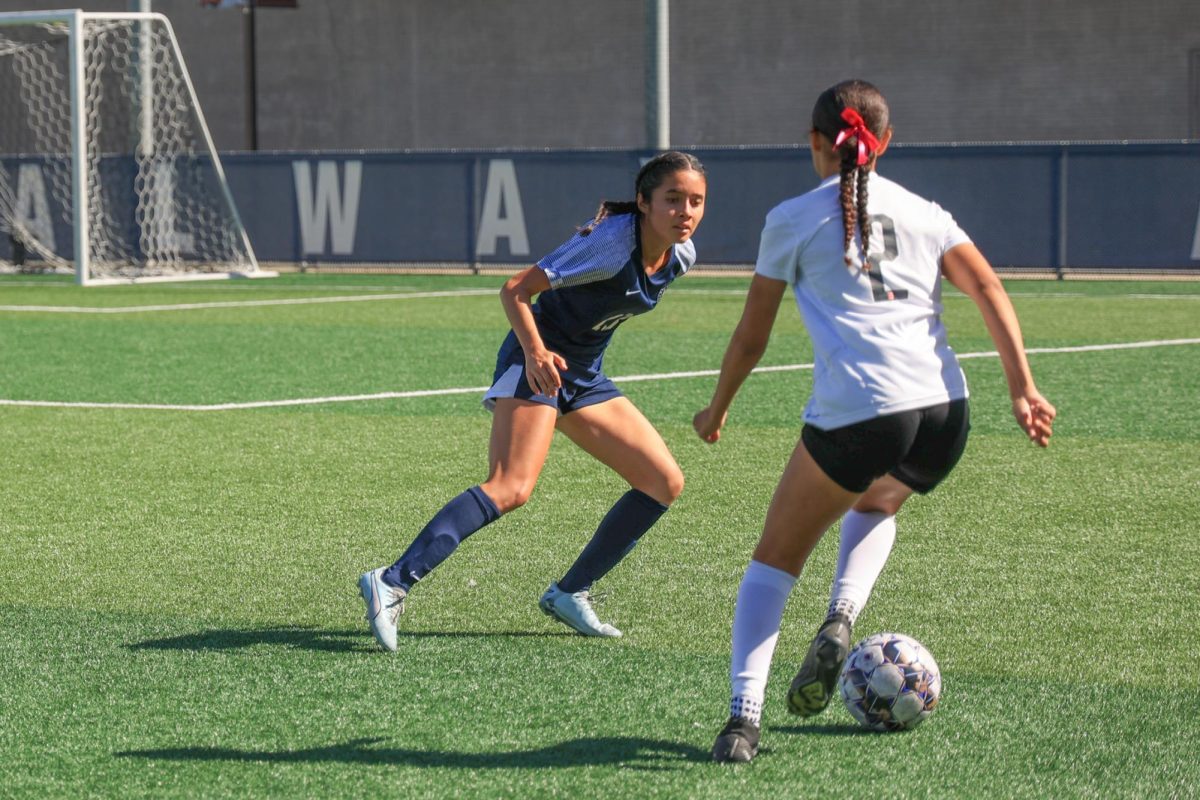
[1,0,1194,150]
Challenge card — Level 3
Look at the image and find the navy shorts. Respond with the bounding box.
[482,338,623,415]
[801,399,970,494]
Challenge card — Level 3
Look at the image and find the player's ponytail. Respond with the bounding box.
[812,80,889,269]
[579,150,706,236]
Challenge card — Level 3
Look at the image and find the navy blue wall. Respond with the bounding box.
[6,144,1199,271]
[224,143,1200,271]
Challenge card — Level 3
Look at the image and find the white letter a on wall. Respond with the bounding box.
[1192,200,1200,260]
[14,163,56,252]
[475,159,529,257]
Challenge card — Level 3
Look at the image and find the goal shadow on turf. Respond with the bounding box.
[126,626,558,654]
[116,735,711,769]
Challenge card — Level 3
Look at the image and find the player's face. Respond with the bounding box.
[637,169,707,245]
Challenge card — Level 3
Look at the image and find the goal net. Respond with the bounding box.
[0,10,268,285]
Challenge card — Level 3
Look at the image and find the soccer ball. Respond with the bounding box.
[838,632,941,731]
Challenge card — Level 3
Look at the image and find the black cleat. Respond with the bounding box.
[711,716,760,763]
[786,614,851,716]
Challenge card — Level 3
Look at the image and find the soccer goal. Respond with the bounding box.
[0,9,271,285]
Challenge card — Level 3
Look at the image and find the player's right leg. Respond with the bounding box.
[360,398,557,651]
[715,439,859,763]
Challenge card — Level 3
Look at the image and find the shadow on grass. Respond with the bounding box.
[771,722,873,737]
[116,735,709,770]
[127,626,561,653]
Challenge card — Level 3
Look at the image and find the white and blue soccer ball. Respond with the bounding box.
[838,632,941,731]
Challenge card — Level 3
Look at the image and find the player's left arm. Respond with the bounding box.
[693,274,787,443]
[941,242,1056,447]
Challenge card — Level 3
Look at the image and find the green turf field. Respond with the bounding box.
[1,272,1198,798]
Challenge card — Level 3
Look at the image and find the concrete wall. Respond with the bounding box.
[1,0,1197,150]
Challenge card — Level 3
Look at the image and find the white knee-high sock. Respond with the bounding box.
[729,560,797,724]
[827,510,896,625]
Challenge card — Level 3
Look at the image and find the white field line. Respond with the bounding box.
[0,280,432,291]
[2,287,1200,312]
[2,338,1197,413]
[0,288,496,313]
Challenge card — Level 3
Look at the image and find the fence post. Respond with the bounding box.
[469,156,481,275]
[1055,147,1068,280]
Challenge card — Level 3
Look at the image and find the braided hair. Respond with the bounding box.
[579,150,706,235]
[811,80,889,269]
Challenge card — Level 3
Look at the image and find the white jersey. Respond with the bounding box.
[755,171,972,429]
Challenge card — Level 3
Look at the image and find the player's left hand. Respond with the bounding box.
[692,406,727,443]
[1012,390,1056,447]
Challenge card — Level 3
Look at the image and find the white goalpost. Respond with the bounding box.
[0,9,272,285]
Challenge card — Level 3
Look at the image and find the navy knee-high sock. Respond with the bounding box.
[558,488,669,593]
[382,485,500,590]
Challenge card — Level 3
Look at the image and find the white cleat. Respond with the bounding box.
[359,567,406,652]
[539,582,622,638]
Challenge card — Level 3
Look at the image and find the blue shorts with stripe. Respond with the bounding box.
[482,333,623,414]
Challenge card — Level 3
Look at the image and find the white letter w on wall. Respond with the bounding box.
[293,160,362,256]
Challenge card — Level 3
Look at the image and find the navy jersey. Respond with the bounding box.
[523,213,696,370]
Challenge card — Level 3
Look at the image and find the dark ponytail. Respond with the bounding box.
[811,80,889,268]
[578,150,706,235]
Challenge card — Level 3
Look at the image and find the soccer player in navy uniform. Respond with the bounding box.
[693,81,1056,762]
[360,151,707,650]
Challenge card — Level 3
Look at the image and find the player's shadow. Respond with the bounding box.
[772,722,875,737]
[127,626,558,654]
[116,735,710,770]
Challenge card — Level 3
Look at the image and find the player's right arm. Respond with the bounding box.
[500,266,567,397]
[693,273,787,443]
[941,242,1056,447]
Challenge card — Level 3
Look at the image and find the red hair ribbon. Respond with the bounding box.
[833,108,880,166]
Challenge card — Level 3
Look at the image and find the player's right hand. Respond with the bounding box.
[525,348,567,397]
[692,405,727,444]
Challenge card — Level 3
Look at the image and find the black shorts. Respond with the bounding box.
[801,399,970,494]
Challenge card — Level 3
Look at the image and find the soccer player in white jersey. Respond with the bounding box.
[693,80,1056,762]
[358,151,707,651]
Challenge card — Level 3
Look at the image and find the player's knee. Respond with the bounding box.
[483,480,536,513]
[664,469,685,504]
[853,494,906,516]
[643,467,684,506]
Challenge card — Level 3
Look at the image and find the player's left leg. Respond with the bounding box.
[788,400,967,717]
[786,476,913,716]
[537,396,683,637]
[836,476,914,620]
[556,394,684,506]
[816,399,968,644]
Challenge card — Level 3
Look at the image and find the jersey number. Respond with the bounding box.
[865,214,908,302]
